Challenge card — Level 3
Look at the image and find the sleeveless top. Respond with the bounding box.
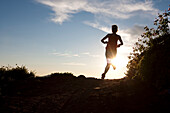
[106,34,119,50]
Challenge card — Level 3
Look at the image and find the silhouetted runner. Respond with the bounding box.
[101,25,123,79]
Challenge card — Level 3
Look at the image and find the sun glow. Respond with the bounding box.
[104,54,128,79]
[111,56,126,68]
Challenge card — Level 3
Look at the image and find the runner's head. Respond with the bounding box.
[112,25,118,33]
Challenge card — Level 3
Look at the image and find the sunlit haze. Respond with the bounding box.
[0,0,169,79]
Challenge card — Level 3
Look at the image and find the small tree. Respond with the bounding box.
[126,6,170,88]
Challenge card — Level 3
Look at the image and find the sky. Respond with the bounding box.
[0,0,169,79]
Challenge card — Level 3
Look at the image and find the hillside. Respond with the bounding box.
[1,76,170,113]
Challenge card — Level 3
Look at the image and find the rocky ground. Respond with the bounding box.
[1,77,170,113]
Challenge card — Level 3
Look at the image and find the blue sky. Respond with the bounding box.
[0,0,169,79]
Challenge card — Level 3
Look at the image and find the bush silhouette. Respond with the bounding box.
[126,6,170,89]
[0,65,35,82]
[136,34,170,88]
[77,75,86,79]
[46,72,76,80]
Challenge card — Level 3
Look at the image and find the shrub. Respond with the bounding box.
[77,75,86,79]
[126,6,170,89]
[136,34,170,88]
[46,72,76,80]
[0,65,35,82]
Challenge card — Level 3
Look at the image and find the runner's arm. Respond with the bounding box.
[117,36,123,47]
[101,34,108,44]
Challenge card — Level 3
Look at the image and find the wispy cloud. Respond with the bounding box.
[62,62,86,66]
[51,52,80,57]
[84,21,111,33]
[87,22,145,48]
[51,52,97,66]
[51,52,100,58]
[85,21,143,43]
[36,0,159,24]
[81,52,100,58]
[122,25,145,47]
[81,52,90,55]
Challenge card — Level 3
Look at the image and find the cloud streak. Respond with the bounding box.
[62,62,86,66]
[81,52,100,58]
[85,21,144,46]
[51,52,100,58]
[51,52,80,57]
[36,0,159,24]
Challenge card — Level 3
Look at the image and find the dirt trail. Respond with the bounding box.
[1,78,170,113]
